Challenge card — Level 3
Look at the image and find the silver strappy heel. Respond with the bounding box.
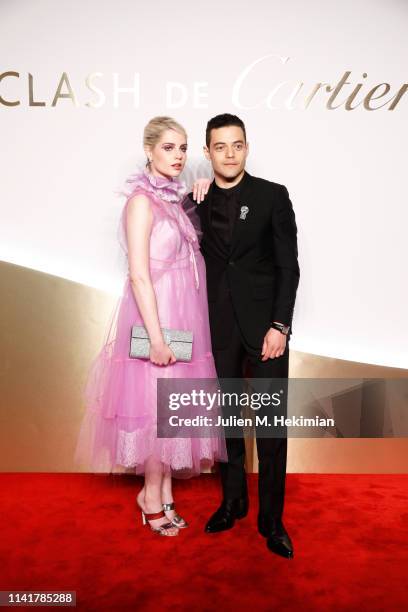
[163,502,188,528]
[136,495,179,537]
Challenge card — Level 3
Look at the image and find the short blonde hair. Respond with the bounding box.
[143,116,187,152]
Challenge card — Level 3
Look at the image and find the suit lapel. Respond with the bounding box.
[230,171,253,256]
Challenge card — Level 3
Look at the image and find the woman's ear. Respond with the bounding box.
[144,147,152,163]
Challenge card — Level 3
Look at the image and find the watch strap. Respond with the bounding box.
[270,322,290,335]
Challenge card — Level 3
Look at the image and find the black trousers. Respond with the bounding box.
[211,296,289,520]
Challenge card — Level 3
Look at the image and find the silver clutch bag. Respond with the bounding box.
[130,326,193,362]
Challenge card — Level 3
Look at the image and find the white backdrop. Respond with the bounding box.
[1,0,407,368]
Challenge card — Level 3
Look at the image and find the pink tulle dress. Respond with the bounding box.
[74,169,226,476]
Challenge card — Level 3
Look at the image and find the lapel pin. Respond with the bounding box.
[239,205,249,220]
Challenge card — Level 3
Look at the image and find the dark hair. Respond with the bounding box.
[205,113,246,147]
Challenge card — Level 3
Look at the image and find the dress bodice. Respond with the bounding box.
[119,169,200,288]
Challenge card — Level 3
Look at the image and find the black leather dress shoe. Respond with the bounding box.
[258,516,294,559]
[205,497,249,533]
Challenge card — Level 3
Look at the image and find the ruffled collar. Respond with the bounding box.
[124,168,186,203]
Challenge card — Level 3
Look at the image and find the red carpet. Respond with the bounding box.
[0,473,407,611]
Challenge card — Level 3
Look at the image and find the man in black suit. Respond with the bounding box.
[188,114,300,558]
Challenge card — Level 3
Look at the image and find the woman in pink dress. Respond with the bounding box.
[75,116,225,536]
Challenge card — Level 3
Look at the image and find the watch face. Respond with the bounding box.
[282,326,290,335]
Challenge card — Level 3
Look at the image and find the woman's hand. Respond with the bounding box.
[150,341,177,366]
[192,177,211,204]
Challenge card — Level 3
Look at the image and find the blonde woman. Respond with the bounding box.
[75,117,225,536]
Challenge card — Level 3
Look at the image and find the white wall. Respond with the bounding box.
[1,0,407,368]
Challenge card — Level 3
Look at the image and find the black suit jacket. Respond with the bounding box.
[187,171,300,351]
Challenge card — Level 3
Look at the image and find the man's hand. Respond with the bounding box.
[261,327,287,361]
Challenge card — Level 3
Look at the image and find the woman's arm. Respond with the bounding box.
[126,194,176,366]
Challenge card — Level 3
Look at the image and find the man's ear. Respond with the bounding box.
[203,145,211,161]
[245,141,249,158]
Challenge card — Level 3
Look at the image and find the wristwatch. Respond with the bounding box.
[270,322,290,336]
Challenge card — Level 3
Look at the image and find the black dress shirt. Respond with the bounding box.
[211,179,244,245]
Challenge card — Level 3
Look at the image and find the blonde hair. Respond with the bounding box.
[143,116,187,165]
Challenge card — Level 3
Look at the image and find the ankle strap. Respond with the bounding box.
[163,502,175,511]
[144,510,165,520]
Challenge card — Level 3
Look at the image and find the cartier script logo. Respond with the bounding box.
[1,55,406,110]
